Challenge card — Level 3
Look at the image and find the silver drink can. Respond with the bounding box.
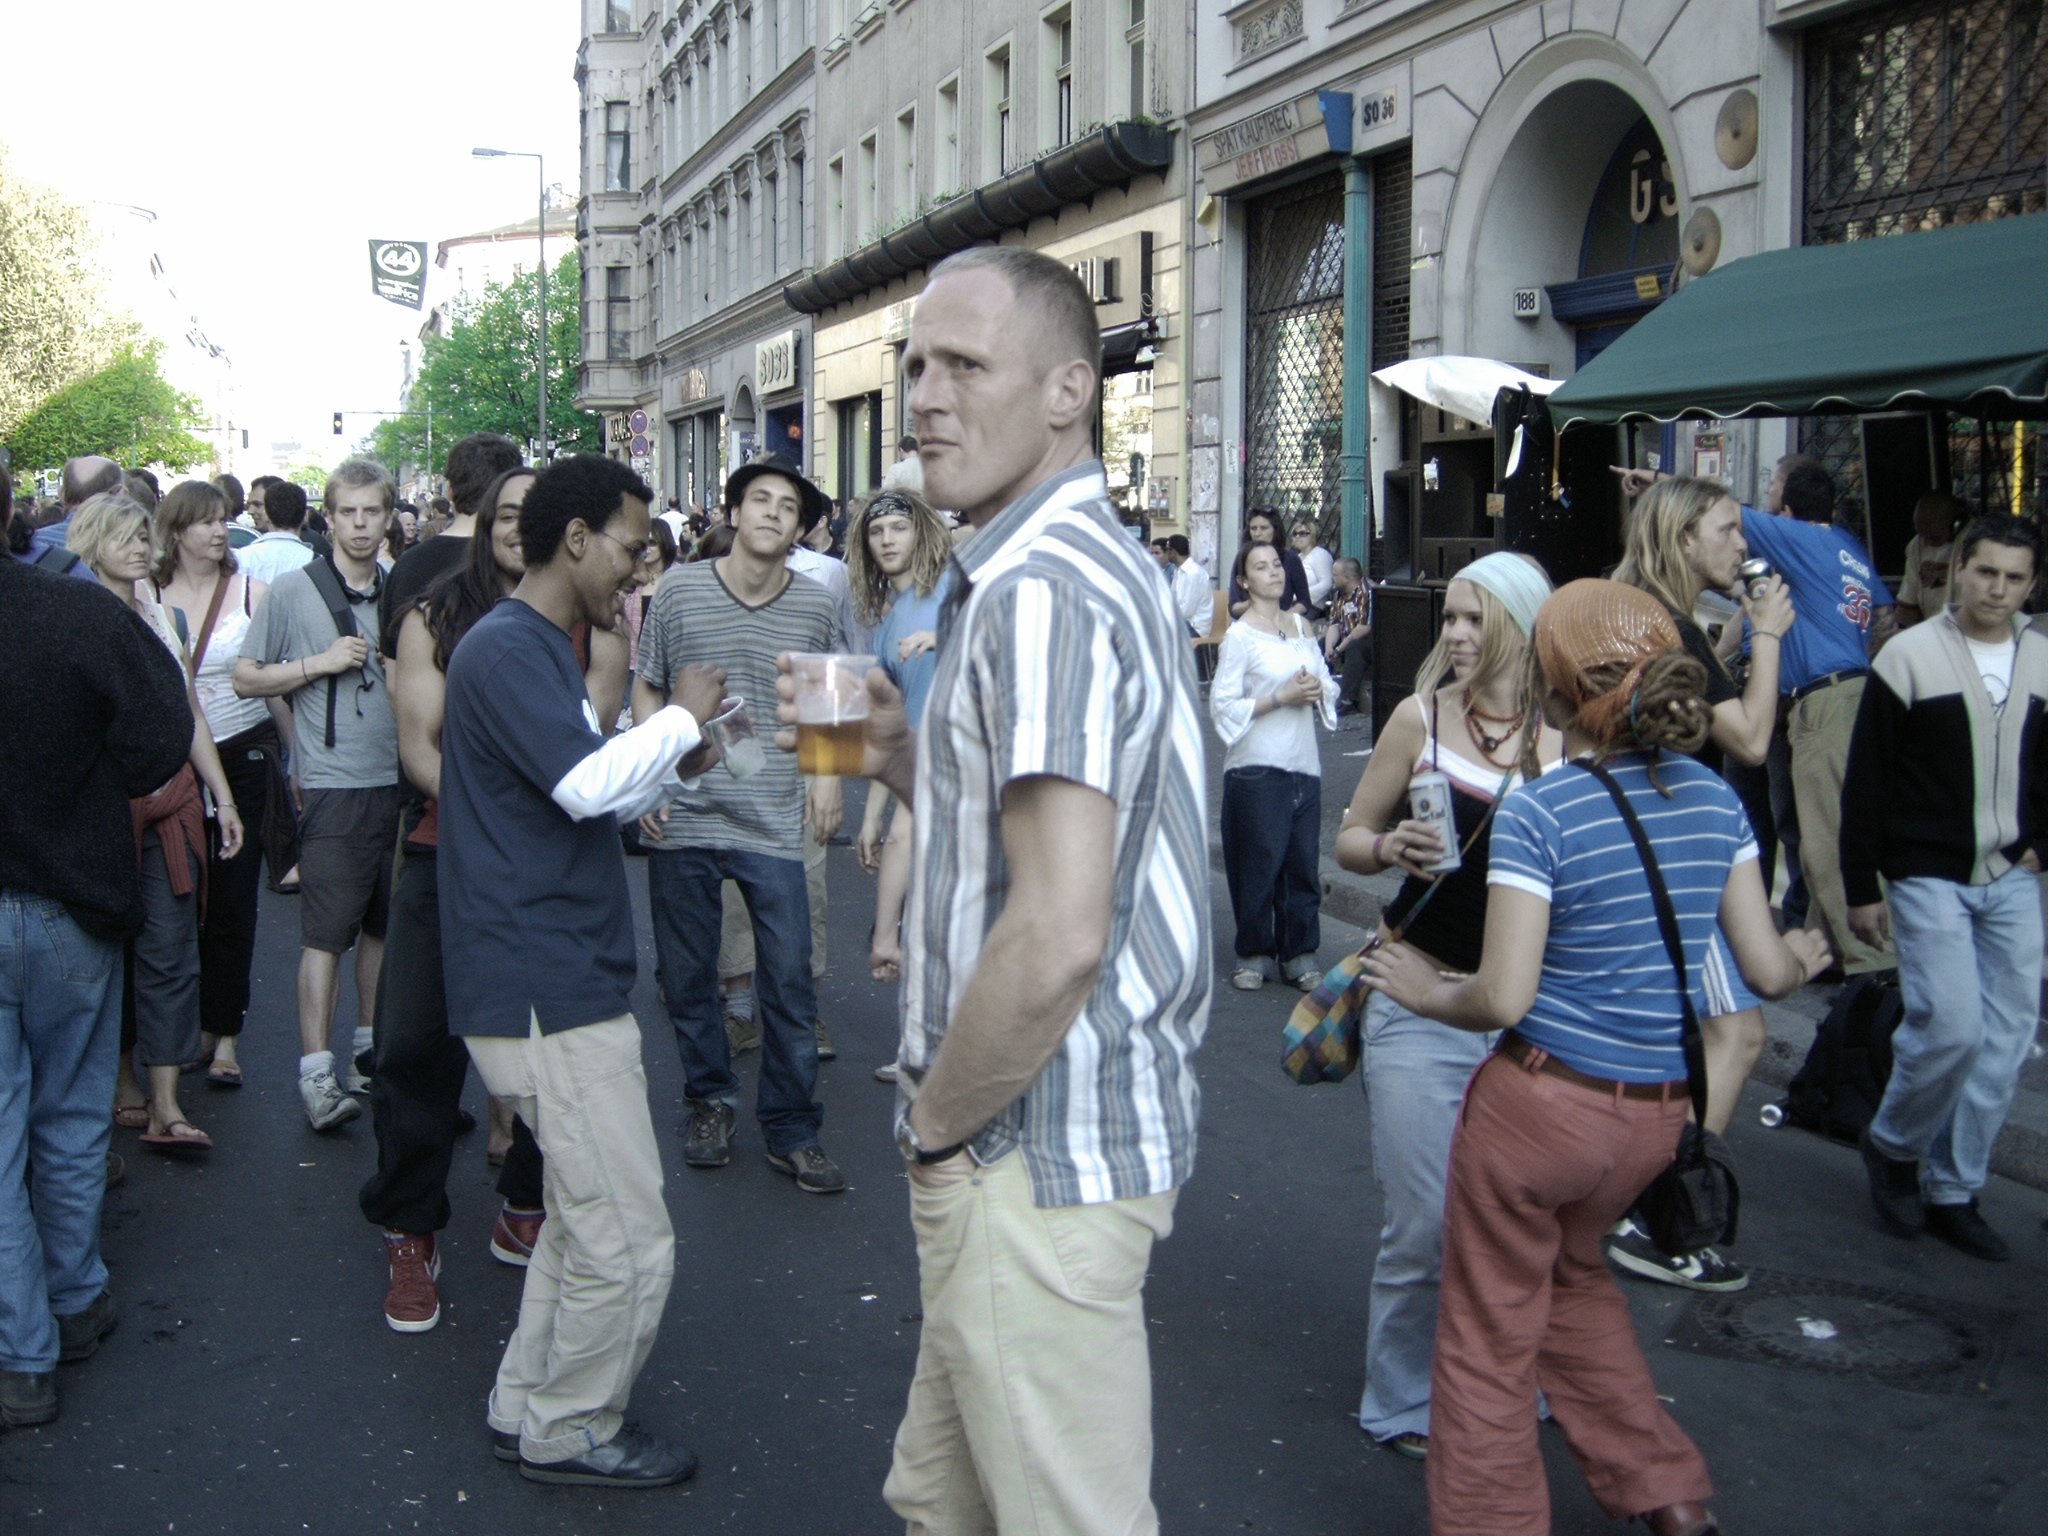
[1737,556,1776,600]
[1408,770,1462,873]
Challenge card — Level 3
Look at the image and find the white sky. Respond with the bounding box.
[0,0,582,471]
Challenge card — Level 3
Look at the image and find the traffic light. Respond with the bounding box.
[333,411,344,436]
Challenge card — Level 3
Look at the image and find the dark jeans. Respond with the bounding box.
[358,846,541,1235]
[1764,726,1806,924]
[1335,637,1374,714]
[647,845,821,1155]
[1220,765,1322,967]
[200,724,273,1038]
[126,832,201,1069]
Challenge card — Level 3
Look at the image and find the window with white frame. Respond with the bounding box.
[738,184,753,293]
[936,75,960,192]
[792,152,805,263]
[739,9,753,101]
[1124,0,1147,119]
[986,43,1013,179]
[605,102,632,191]
[606,266,632,359]
[765,166,780,272]
[1045,6,1074,149]
[827,154,845,259]
[894,106,917,219]
[858,131,878,243]
[606,0,633,32]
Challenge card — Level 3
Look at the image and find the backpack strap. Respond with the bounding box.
[34,543,81,576]
[301,558,360,750]
[1575,759,1712,1138]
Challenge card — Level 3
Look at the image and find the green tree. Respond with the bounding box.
[284,461,334,499]
[0,146,137,439]
[367,249,598,473]
[3,340,210,473]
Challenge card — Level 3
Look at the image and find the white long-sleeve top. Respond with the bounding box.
[1209,612,1338,774]
[551,704,702,822]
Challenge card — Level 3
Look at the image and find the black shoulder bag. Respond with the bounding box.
[1578,760,1741,1253]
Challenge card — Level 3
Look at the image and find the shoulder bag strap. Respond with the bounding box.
[186,573,231,682]
[1575,759,1710,1134]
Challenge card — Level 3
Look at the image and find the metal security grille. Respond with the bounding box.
[1802,0,2046,520]
[1372,147,1412,372]
[1244,172,1347,552]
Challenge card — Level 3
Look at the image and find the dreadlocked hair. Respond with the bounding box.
[1540,650,1711,795]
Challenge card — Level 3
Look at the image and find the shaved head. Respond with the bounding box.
[61,456,123,508]
[927,245,1101,381]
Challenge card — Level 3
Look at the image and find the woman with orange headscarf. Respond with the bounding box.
[1363,580,1829,1536]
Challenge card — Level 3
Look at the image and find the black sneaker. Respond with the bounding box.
[491,1428,520,1463]
[519,1423,697,1488]
[1925,1200,2009,1262]
[56,1292,119,1363]
[0,1370,56,1428]
[681,1102,735,1169]
[1605,1218,1749,1293]
[1859,1127,1924,1237]
[767,1143,847,1194]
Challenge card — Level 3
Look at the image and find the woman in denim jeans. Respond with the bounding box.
[1332,552,1556,1459]
[1211,541,1337,990]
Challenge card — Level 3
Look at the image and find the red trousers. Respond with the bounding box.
[1427,1050,1712,1536]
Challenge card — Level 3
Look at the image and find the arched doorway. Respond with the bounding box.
[729,382,759,470]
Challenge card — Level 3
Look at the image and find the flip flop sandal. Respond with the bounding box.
[206,1061,244,1088]
[140,1120,213,1153]
[113,1104,150,1130]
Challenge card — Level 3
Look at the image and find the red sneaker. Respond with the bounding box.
[382,1231,441,1333]
[490,1205,544,1268]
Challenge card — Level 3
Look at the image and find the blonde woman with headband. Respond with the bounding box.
[1610,476,1796,1293]
[1363,580,1830,1536]
[1332,550,1558,1462]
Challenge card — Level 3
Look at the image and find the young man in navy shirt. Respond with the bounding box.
[439,454,725,1488]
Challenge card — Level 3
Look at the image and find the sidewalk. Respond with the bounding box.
[1207,715,2048,1192]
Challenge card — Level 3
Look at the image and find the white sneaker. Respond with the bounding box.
[301,1069,363,1132]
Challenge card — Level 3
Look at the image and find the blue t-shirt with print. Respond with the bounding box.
[876,569,954,729]
[1740,509,1893,692]
[1487,755,1758,1083]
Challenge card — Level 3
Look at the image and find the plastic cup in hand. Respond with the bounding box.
[709,696,765,780]
[790,653,876,776]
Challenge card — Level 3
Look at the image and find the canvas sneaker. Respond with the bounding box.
[766,1143,847,1194]
[814,1019,838,1061]
[1604,1217,1748,1293]
[490,1205,544,1268]
[382,1232,441,1333]
[682,1101,736,1169]
[724,1013,760,1056]
[300,1068,363,1132]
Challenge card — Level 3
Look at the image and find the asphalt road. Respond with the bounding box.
[5,788,2045,1534]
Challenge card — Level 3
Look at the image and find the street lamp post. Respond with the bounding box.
[472,147,548,461]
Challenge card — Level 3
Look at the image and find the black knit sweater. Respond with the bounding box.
[1,556,194,937]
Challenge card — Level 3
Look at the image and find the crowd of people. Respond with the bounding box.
[3,243,2042,1536]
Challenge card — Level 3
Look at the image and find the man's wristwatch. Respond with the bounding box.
[897,1120,964,1165]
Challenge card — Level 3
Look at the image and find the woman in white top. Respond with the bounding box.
[153,480,278,1086]
[71,494,243,1153]
[1211,540,1338,991]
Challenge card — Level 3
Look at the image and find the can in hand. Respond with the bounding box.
[1737,556,1776,601]
[1407,770,1462,874]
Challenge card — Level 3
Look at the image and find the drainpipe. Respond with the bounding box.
[1340,156,1372,564]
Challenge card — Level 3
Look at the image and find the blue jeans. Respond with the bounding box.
[1219,766,1321,971]
[1358,988,1494,1441]
[0,891,122,1373]
[1870,868,2043,1205]
[647,846,821,1155]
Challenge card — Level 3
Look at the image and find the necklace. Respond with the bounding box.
[1462,687,1525,767]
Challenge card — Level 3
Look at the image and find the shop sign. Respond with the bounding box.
[1350,62,1410,157]
[607,415,633,446]
[665,367,711,413]
[883,298,915,342]
[1196,90,1352,197]
[756,329,801,395]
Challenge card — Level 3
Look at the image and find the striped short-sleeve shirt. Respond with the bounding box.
[901,461,1212,1207]
[1487,755,1758,1082]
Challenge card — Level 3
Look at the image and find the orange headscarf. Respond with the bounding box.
[1533,579,1682,743]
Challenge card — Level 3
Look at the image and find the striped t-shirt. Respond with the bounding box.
[901,461,1212,1207]
[1487,755,1758,1082]
[636,560,840,858]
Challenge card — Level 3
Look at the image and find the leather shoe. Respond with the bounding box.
[0,1370,57,1428]
[491,1428,520,1463]
[1859,1127,1922,1237]
[519,1424,697,1488]
[1641,1502,1719,1536]
[57,1292,119,1363]
[1925,1200,2010,1262]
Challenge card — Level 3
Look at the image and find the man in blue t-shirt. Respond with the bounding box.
[439,454,725,1489]
[1739,460,1896,975]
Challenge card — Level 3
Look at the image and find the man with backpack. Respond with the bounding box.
[1841,513,2048,1261]
[234,459,400,1132]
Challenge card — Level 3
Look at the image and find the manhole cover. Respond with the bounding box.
[1663,1267,2015,1396]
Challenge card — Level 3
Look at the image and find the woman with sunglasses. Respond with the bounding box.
[1333,551,1557,1462]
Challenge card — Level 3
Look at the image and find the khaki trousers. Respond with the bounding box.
[467,1012,674,1463]
[1788,677,1895,974]
[718,824,829,982]
[883,1151,1178,1536]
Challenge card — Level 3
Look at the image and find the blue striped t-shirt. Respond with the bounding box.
[1487,755,1758,1082]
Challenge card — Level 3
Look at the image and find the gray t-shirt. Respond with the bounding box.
[240,562,397,789]
[638,562,839,857]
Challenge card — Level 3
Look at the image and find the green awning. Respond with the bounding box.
[1547,215,2048,430]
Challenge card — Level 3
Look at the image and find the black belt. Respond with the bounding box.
[1787,668,1867,704]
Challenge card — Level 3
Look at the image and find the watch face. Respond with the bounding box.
[895,1121,921,1161]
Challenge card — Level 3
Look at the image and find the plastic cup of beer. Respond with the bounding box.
[790,653,877,776]
[709,696,766,780]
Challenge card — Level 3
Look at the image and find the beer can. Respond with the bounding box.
[1736,556,1776,600]
[1407,770,1462,873]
